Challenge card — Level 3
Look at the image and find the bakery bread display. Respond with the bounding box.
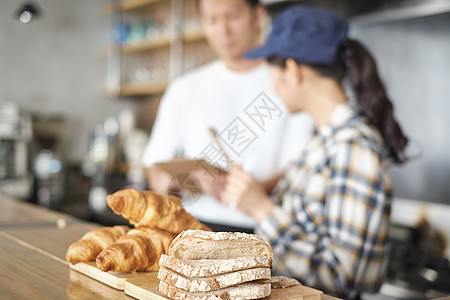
[158,230,273,299]
[66,225,130,264]
[106,189,211,234]
[64,190,316,298]
[96,226,176,272]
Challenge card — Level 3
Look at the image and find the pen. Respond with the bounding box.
[208,127,232,165]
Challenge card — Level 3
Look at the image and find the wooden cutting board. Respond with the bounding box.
[71,262,323,299]
[124,272,323,300]
[70,262,135,290]
[125,273,168,300]
[125,272,323,300]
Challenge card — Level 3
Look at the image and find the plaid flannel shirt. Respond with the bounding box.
[255,103,391,299]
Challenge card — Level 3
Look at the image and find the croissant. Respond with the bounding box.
[65,225,130,264]
[106,189,211,234]
[96,226,176,272]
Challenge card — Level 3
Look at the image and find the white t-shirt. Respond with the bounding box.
[142,60,313,229]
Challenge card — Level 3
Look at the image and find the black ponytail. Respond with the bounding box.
[343,39,408,164]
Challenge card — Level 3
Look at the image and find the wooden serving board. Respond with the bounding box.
[124,272,323,300]
[70,261,135,290]
[268,283,323,300]
[68,269,133,299]
[71,262,323,299]
[125,273,168,300]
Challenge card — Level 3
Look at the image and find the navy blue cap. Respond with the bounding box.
[246,6,349,65]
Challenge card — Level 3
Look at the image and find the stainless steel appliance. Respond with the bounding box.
[31,113,66,208]
[363,220,450,300]
[81,117,127,225]
[0,102,33,199]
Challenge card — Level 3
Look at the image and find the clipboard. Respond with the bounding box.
[153,159,226,178]
[152,159,227,200]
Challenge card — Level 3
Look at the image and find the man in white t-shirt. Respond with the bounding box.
[142,0,313,231]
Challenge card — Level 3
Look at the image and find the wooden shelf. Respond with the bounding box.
[105,0,211,97]
[120,36,173,53]
[115,29,204,55]
[119,82,167,96]
[117,0,166,11]
[182,29,206,43]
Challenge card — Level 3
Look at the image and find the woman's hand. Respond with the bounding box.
[221,164,275,222]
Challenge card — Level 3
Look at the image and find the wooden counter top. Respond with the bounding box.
[0,195,78,226]
[0,222,100,262]
[0,195,131,299]
[0,233,131,299]
[0,194,341,299]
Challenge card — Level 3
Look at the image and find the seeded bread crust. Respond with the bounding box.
[158,255,271,278]
[168,230,273,266]
[158,266,271,293]
[158,280,271,300]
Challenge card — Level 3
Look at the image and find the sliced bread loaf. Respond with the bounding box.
[158,254,271,278]
[158,266,271,293]
[158,279,271,300]
[168,230,272,266]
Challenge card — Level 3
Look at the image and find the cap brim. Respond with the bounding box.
[245,44,274,60]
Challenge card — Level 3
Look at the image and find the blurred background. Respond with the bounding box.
[0,1,449,298]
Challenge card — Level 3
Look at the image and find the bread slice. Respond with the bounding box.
[168,230,272,266]
[269,276,300,289]
[158,266,271,293]
[158,254,271,278]
[158,279,271,300]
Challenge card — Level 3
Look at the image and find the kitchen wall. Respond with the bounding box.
[351,13,450,205]
[0,0,135,164]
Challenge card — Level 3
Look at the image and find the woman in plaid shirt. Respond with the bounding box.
[220,5,409,299]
